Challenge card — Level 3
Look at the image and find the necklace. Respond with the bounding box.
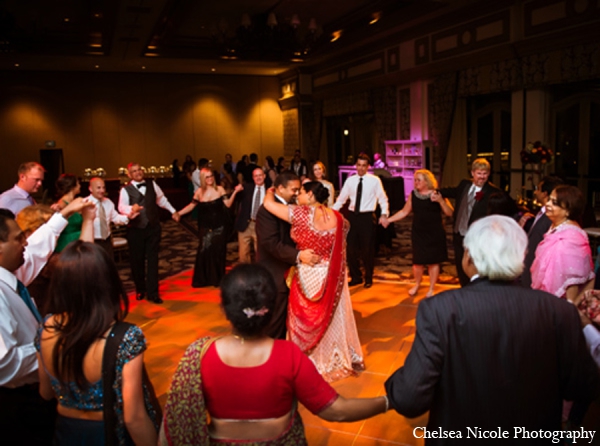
[550,218,570,232]
[232,334,244,345]
[413,190,432,200]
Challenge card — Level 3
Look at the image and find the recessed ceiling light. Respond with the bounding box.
[147,45,157,50]
[93,13,102,19]
[64,18,70,23]
[89,43,102,48]
[141,66,146,70]
[94,65,99,69]
[144,53,159,57]
[211,68,216,72]
[14,63,19,67]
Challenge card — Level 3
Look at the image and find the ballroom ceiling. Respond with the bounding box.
[0,0,452,75]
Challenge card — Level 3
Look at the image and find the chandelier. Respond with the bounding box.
[213,12,322,62]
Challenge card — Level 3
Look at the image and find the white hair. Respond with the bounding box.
[463,215,527,281]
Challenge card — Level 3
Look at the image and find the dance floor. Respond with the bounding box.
[125,270,459,446]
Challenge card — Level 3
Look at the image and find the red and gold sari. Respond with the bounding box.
[288,206,364,382]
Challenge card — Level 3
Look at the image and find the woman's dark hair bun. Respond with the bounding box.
[303,181,329,205]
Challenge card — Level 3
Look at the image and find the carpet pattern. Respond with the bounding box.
[116,215,459,292]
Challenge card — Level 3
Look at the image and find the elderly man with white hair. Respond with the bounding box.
[384,215,600,444]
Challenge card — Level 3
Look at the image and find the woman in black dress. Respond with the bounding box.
[175,168,242,287]
[383,169,453,297]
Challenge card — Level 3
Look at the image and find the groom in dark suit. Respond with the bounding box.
[385,215,600,441]
[441,158,500,286]
[256,171,319,339]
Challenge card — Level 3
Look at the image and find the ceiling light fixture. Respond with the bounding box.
[370,12,382,25]
[212,12,322,63]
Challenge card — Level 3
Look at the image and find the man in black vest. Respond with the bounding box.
[118,163,179,303]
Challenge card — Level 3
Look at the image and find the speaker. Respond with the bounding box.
[39,149,64,200]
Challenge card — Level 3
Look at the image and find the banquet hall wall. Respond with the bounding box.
[0,71,282,191]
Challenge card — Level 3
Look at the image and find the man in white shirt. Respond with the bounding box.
[0,201,91,445]
[191,158,210,191]
[333,154,389,288]
[234,168,266,263]
[87,177,131,257]
[0,162,45,215]
[119,163,180,304]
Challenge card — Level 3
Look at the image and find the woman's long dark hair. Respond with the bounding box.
[55,173,78,200]
[47,241,129,392]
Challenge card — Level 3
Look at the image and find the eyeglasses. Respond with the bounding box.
[549,197,561,207]
[204,175,214,179]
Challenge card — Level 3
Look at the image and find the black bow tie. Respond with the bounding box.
[136,182,146,189]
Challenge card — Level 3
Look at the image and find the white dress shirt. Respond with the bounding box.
[333,173,389,215]
[191,169,201,191]
[16,212,69,286]
[87,196,128,240]
[0,266,39,388]
[118,180,176,216]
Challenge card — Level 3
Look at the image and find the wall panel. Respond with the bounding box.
[0,72,283,191]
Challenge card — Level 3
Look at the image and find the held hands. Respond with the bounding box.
[298,249,320,266]
[60,197,95,218]
[172,211,181,223]
[430,190,443,203]
[128,203,143,220]
[81,202,97,221]
[379,215,389,228]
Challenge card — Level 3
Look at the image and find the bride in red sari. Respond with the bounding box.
[264,181,364,382]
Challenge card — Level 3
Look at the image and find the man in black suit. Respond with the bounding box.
[242,153,260,185]
[385,215,600,443]
[520,175,563,288]
[234,167,266,263]
[441,158,500,286]
[256,171,319,339]
[290,150,308,181]
[118,163,179,304]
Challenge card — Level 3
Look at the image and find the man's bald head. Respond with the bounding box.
[89,177,106,200]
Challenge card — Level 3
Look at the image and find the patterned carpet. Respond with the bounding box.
[116,214,459,293]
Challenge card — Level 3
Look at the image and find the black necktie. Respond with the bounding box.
[136,182,146,189]
[355,177,363,213]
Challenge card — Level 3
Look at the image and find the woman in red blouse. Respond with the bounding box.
[160,264,388,445]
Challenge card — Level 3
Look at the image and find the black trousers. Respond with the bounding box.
[347,211,376,283]
[0,384,57,446]
[452,232,470,286]
[127,223,161,299]
[265,286,289,340]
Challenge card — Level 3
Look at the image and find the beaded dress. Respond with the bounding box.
[288,206,364,382]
